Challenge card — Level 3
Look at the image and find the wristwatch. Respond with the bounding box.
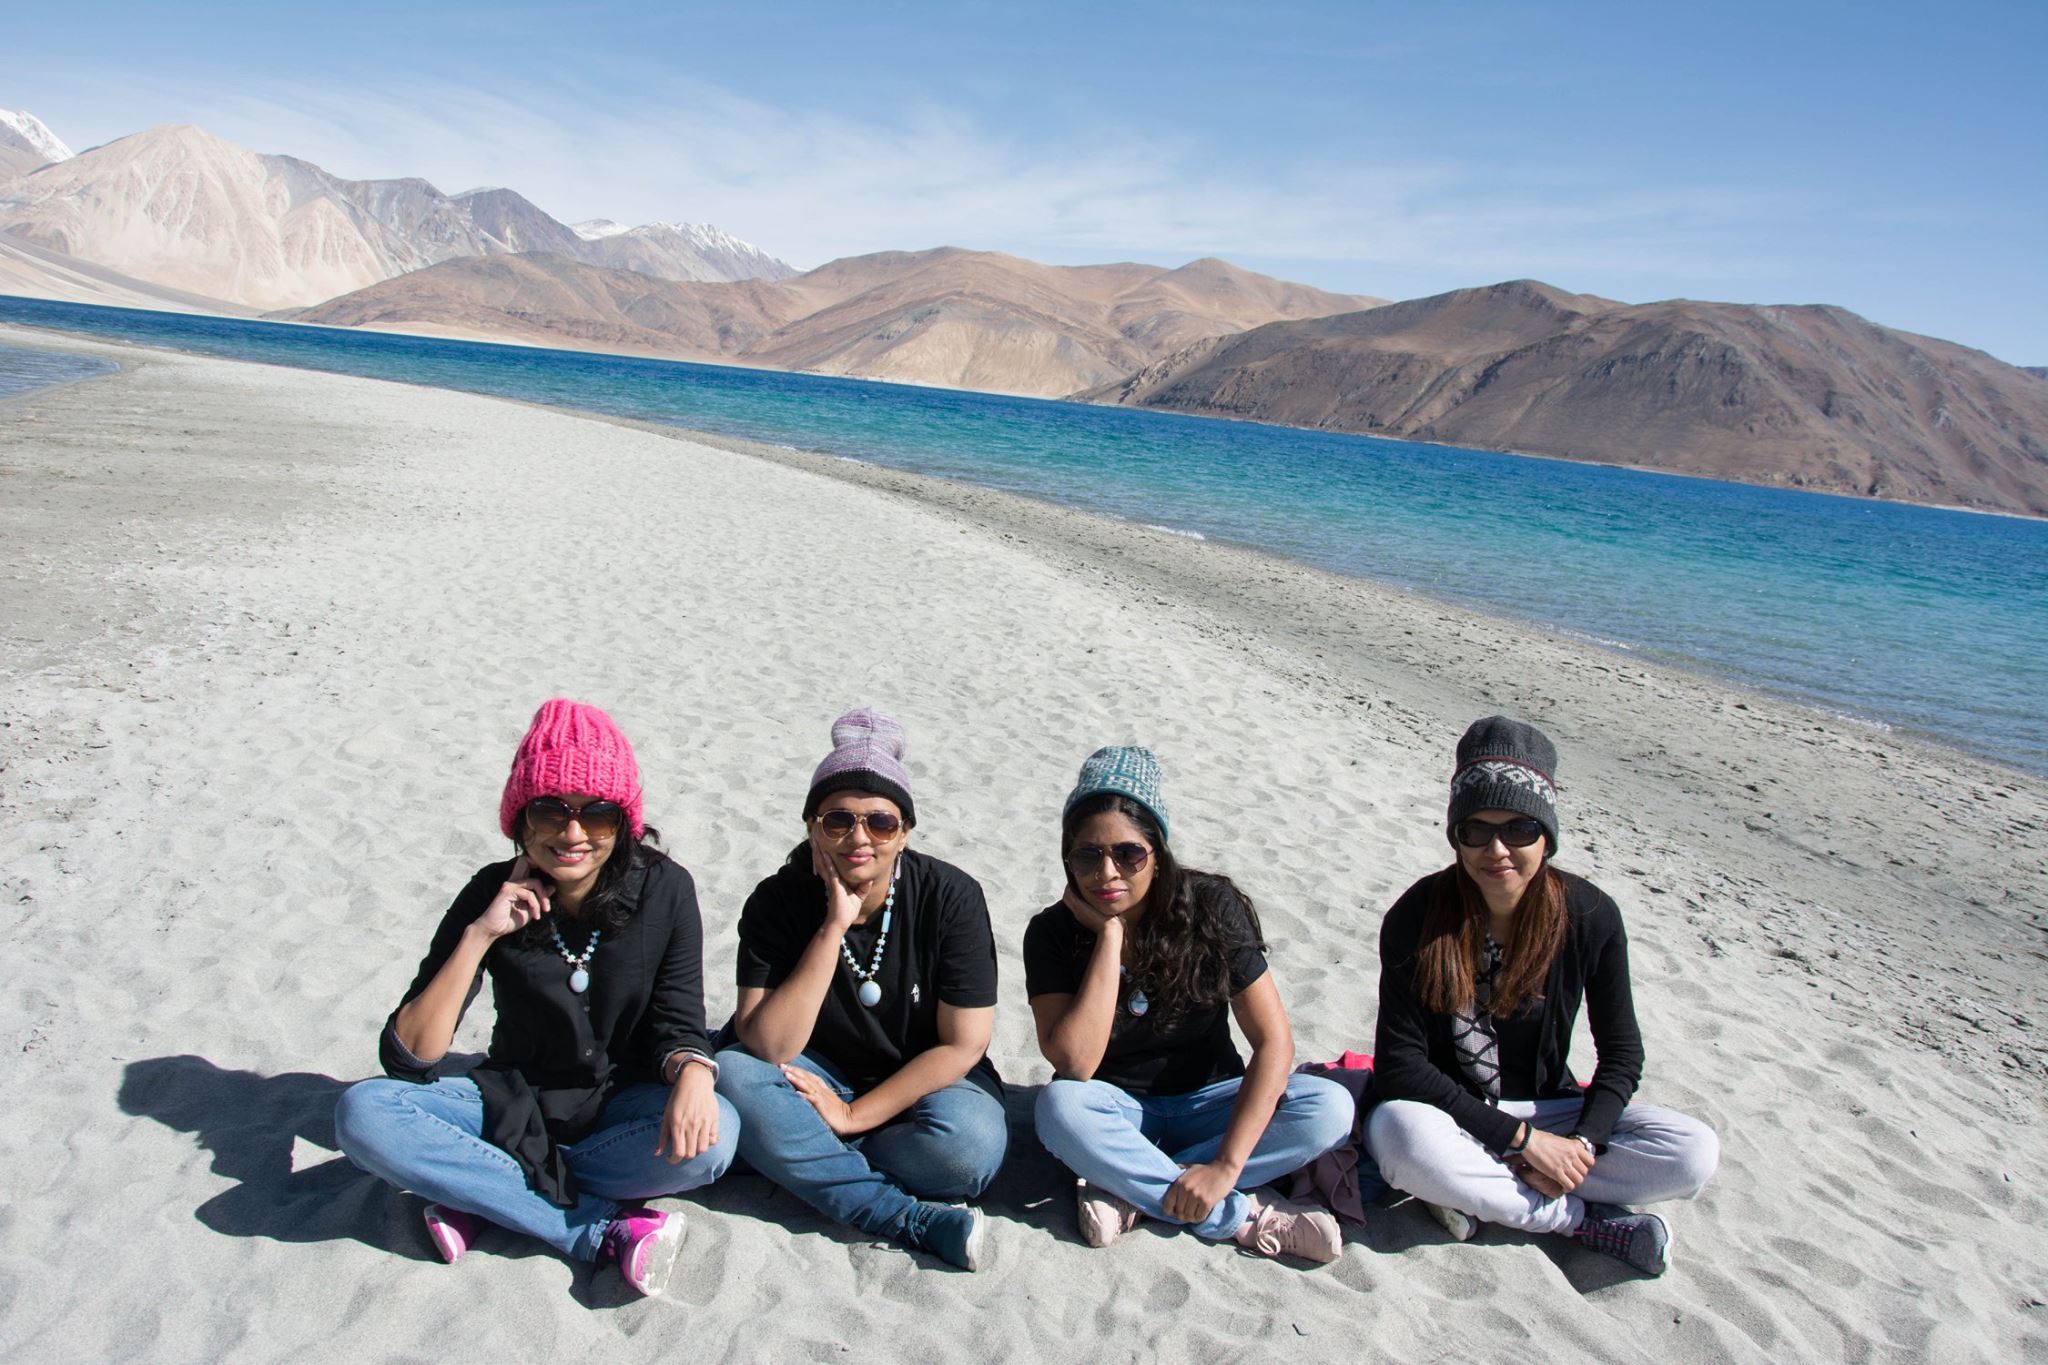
[662,1050,720,1085]
[1570,1133,1597,1156]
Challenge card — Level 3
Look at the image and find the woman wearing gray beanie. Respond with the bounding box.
[1365,717,1719,1276]
[1026,746,1354,1262]
[714,709,1007,1271]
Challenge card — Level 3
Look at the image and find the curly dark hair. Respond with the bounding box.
[504,811,664,950]
[1062,793,1265,1022]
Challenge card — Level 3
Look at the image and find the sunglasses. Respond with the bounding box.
[1453,816,1546,850]
[816,809,905,839]
[1066,842,1153,875]
[525,797,625,838]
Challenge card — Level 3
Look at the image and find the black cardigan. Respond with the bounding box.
[1371,867,1643,1150]
[379,852,711,1203]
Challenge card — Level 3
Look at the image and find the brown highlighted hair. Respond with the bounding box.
[1411,861,1567,1018]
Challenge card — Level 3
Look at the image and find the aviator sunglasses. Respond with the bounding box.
[1066,842,1153,876]
[816,809,906,839]
[524,797,625,838]
[1453,816,1546,850]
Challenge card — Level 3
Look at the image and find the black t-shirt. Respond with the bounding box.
[1022,878,1268,1098]
[735,847,1001,1095]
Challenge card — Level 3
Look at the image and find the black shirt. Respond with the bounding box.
[1371,867,1644,1150]
[735,847,1001,1095]
[1022,878,1268,1098]
[378,852,711,1202]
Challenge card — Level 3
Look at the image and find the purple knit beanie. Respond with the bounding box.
[499,699,646,839]
[803,708,916,826]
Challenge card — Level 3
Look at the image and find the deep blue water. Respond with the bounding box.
[3,294,2044,774]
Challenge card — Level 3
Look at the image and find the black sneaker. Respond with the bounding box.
[1573,1202,1671,1276]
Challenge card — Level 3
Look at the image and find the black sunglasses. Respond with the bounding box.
[1066,842,1152,875]
[1453,816,1546,850]
[816,809,905,839]
[525,797,625,838]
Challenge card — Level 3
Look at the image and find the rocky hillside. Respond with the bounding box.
[0,124,793,311]
[1078,280,2048,515]
[288,247,1384,396]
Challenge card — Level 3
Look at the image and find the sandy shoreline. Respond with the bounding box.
[3,328,2044,1361]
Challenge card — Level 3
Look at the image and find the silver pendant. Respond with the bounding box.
[857,979,882,1008]
[569,967,590,994]
[1128,989,1149,1017]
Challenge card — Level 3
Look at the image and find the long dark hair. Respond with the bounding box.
[1411,860,1567,1018]
[506,814,663,949]
[1062,794,1265,1022]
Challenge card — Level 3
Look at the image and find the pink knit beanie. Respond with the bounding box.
[499,699,646,839]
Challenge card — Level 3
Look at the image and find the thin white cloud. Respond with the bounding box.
[16,63,1809,289]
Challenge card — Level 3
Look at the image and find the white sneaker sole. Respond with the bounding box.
[623,1212,686,1297]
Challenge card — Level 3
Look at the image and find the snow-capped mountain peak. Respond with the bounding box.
[0,108,74,164]
[571,218,631,240]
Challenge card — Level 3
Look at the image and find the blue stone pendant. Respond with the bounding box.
[858,979,882,1008]
[569,967,590,994]
[1128,989,1149,1017]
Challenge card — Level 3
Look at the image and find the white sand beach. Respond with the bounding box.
[2,327,2044,1362]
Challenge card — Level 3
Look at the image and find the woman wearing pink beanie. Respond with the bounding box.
[334,699,736,1299]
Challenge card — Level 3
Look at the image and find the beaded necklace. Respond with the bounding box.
[839,863,901,1008]
[550,921,601,994]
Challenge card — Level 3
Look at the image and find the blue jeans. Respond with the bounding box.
[1034,1073,1353,1240]
[714,1047,1008,1245]
[334,1076,739,1261]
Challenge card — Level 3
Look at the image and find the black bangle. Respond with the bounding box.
[1504,1122,1531,1155]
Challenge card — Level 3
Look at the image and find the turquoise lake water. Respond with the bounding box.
[3,294,2044,774]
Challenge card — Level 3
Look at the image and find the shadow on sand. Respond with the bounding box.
[118,1054,440,1257]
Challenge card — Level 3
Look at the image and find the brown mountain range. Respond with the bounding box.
[1077,280,2048,516]
[0,124,793,312]
[286,247,1387,396]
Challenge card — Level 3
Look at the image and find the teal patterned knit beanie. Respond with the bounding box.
[1063,745,1169,844]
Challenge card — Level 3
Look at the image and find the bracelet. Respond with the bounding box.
[1504,1122,1531,1156]
[663,1050,719,1085]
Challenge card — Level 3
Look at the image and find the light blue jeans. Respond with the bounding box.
[714,1047,1009,1245]
[334,1076,739,1261]
[1034,1073,1354,1241]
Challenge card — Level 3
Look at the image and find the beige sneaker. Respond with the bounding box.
[1075,1180,1145,1248]
[1422,1200,1479,1243]
[1232,1192,1342,1264]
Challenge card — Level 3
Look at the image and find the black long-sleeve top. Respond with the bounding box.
[378,852,711,1202]
[1371,867,1643,1151]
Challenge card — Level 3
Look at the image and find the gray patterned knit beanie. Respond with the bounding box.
[805,708,916,826]
[1063,745,1170,845]
[1446,716,1559,853]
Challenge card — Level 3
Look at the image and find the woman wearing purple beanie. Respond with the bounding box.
[1366,716,1719,1276]
[714,708,1007,1271]
[334,699,736,1298]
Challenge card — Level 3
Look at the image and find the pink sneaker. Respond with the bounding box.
[1232,1192,1342,1264]
[602,1207,685,1297]
[1075,1180,1145,1248]
[422,1203,478,1265]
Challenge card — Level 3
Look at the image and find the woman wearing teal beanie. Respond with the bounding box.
[1026,746,1353,1262]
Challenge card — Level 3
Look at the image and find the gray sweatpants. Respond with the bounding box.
[1365,1096,1718,1235]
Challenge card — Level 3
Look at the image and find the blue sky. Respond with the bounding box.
[7,1,2045,362]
